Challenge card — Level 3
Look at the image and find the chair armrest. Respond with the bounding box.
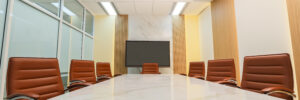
[113,74,122,77]
[65,83,92,92]
[217,81,239,87]
[179,73,187,76]
[97,75,111,79]
[140,72,161,74]
[96,75,111,82]
[97,77,111,80]
[69,80,86,84]
[261,87,296,97]
[192,75,205,80]
[97,77,111,81]
[6,93,40,100]
[223,77,236,82]
[217,77,237,85]
[217,81,235,84]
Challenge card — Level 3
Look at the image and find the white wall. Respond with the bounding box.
[235,0,297,96]
[234,0,293,78]
[235,0,297,94]
[234,0,297,95]
[128,15,173,74]
[198,6,214,76]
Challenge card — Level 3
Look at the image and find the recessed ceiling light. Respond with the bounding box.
[171,2,187,15]
[100,2,117,15]
[52,3,76,16]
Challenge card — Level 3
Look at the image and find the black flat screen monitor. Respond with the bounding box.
[126,41,170,67]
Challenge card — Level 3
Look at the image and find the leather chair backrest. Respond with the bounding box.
[206,59,236,82]
[70,60,96,84]
[96,62,112,77]
[141,63,160,74]
[188,62,205,77]
[6,57,64,99]
[241,53,293,99]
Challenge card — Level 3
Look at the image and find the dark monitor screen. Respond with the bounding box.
[126,41,170,67]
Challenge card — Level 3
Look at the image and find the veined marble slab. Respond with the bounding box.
[50,74,283,100]
[127,15,173,74]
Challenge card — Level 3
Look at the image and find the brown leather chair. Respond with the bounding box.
[6,57,90,100]
[97,62,113,77]
[207,59,237,86]
[188,62,205,79]
[96,62,121,82]
[70,60,97,84]
[141,63,160,74]
[241,53,295,100]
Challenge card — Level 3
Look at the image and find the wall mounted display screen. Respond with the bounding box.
[126,41,170,67]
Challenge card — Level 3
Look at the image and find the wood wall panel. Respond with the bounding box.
[286,0,300,99]
[211,0,240,85]
[114,15,128,74]
[172,16,187,74]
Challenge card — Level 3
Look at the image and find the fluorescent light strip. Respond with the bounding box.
[52,3,76,16]
[100,2,117,15]
[171,2,187,15]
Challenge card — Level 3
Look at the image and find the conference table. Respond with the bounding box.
[50,74,283,100]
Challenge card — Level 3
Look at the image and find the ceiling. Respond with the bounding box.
[78,0,212,16]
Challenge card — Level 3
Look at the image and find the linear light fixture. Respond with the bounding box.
[171,2,187,15]
[100,2,117,15]
[52,3,76,16]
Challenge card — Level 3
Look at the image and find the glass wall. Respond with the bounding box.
[0,0,95,92]
[63,0,84,29]
[9,0,58,58]
[83,36,93,60]
[0,0,7,33]
[70,29,83,60]
[60,24,71,73]
[29,0,60,16]
[6,0,94,69]
[85,11,93,35]
[0,0,7,65]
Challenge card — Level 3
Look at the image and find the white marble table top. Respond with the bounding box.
[50,74,283,100]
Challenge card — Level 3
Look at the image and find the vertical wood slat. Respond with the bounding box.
[114,15,128,74]
[211,0,240,85]
[172,16,187,74]
[286,0,300,98]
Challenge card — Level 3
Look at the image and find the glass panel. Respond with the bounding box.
[9,0,58,58]
[85,11,93,35]
[63,0,84,29]
[0,0,7,31]
[83,36,93,60]
[59,24,71,73]
[70,29,82,60]
[0,0,7,63]
[29,0,60,16]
